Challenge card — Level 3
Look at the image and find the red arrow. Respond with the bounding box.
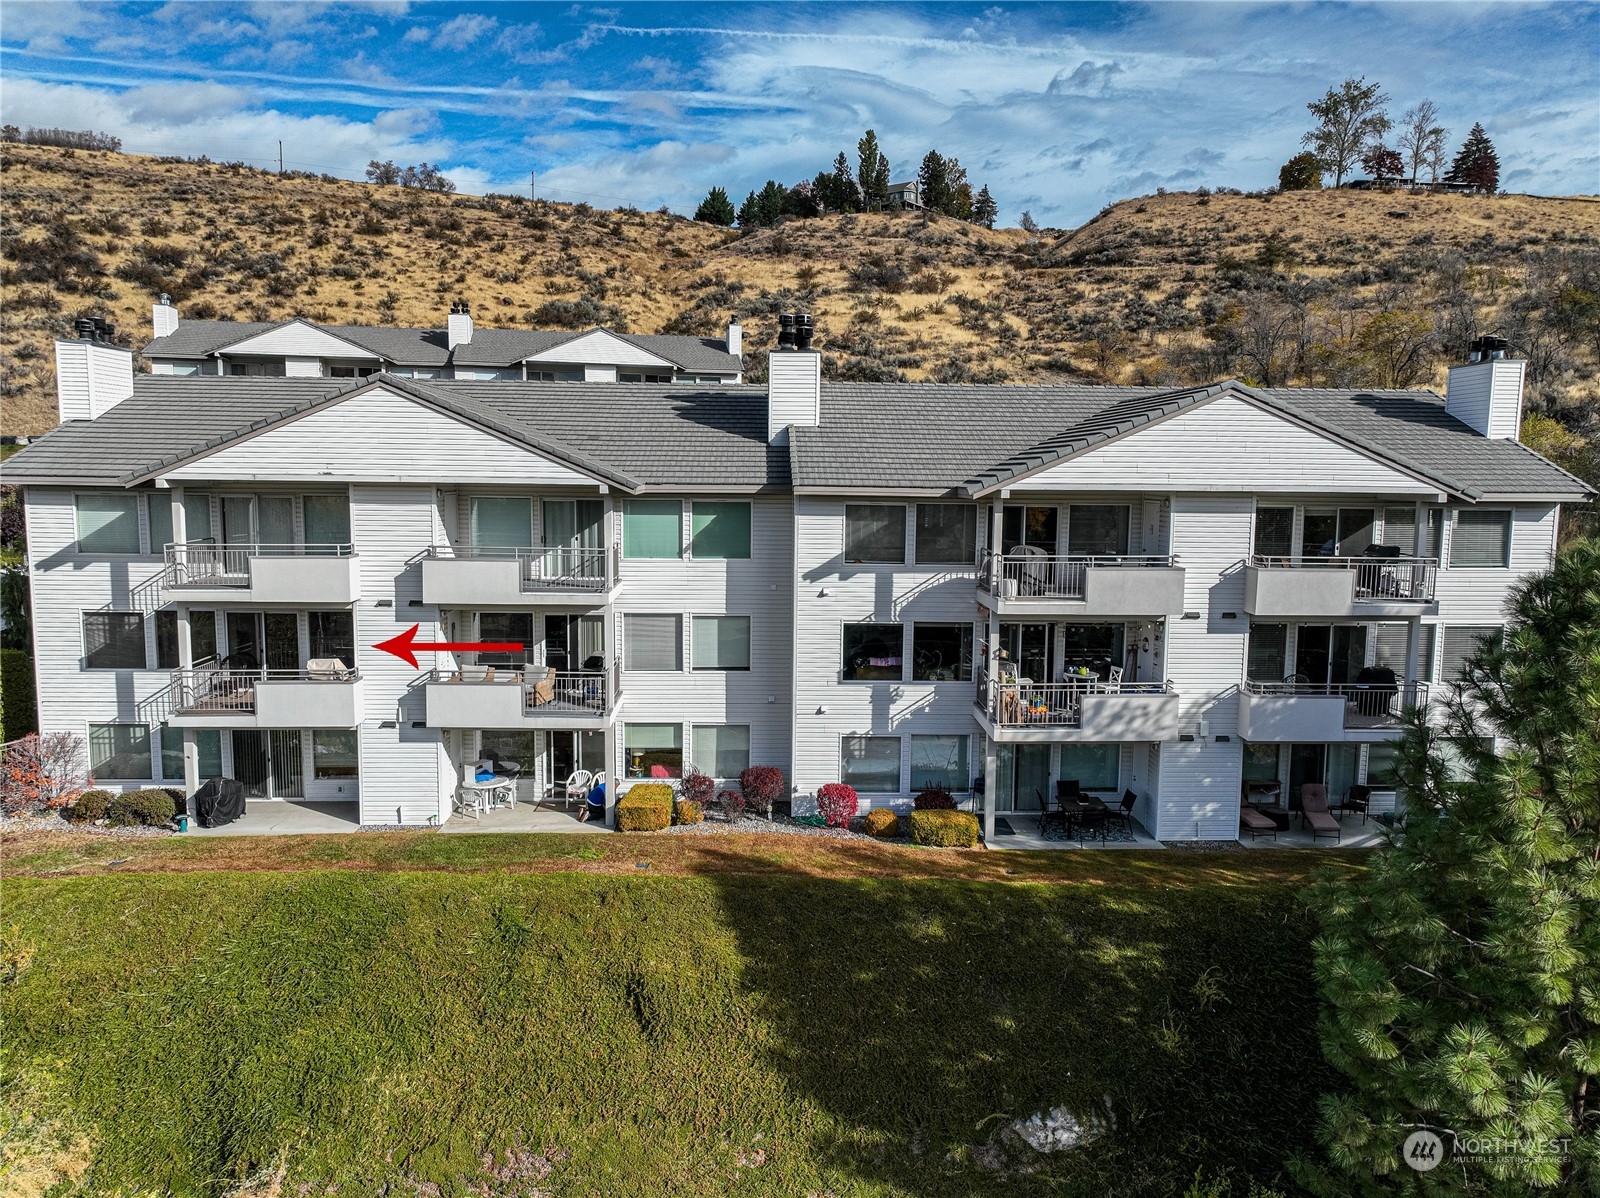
[373,624,525,669]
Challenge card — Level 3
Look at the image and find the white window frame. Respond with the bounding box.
[81,610,150,670]
[690,614,752,671]
[623,613,684,673]
[1448,508,1512,569]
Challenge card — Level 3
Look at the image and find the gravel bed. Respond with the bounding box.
[1162,839,1243,851]
[658,814,901,843]
[2,813,175,838]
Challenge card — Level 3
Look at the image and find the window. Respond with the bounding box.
[914,504,977,565]
[1450,510,1511,568]
[1067,505,1130,556]
[1383,506,1417,555]
[842,623,903,681]
[83,612,146,669]
[692,615,750,670]
[146,495,173,555]
[690,502,751,559]
[312,730,359,779]
[1247,623,1287,683]
[184,492,213,542]
[1059,743,1119,792]
[911,735,969,793]
[1366,743,1399,789]
[155,610,179,669]
[624,614,682,671]
[542,499,603,550]
[89,723,151,780]
[190,609,218,665]
[477,612,532,667]
[1373,623,1436,680]
[911,623,972,682]
[692,725,750,778]
[529,369,584,382]
[1440,626,1503,682]
[158,725,221,780]
[309,610,356,665]
[227,361,285,377]
[844,504,906,563]
[303,494,351,549]
[469,496,532,551]
[168,362,200,376]
[1242,741,1280,783]
[75,494,140,554]
[1422,508,1444,559]
[328,365,379,378]
[841,735,901,793]
[619,372,672,383]
[623,499,682,558]
[625,723,682,778]
[1253,506,1293,558]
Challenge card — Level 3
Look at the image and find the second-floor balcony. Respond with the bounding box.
[1244,554,1437,618]
[1238,677,1429,742]
[165,663,363,729]
[973,669,1180,742]
[977,550,1186,617]
[163,542,360,605]
[420,545,617,607]
[423,662,616,730]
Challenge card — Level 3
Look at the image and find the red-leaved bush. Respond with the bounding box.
[913,787,958,810]
[816,782,859,828]
[714,789,747,823]
[740,766,785,816]
[679,769,715,805]
[1,732,91,817]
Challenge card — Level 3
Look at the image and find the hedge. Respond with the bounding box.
[0,648,35,742]
[672,799,704,826]
[863,808,900,838]
[739,766,784,816]
[909,809,980,848]
[616,782,674,832]
[107,788,177,827]
[69,788,114,824]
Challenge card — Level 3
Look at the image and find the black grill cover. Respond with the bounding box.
[195,777,246,828]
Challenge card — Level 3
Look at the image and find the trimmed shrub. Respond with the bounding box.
[740,766,784,817]
[107,788,176,827]
[909,809,980,848]
[712,789,746,823]
[69,788,114,824]
[864,808,900,838]
[616,782,673,832]
[913,787,958,811]
[679,770,715,805]
[815,783,859,829]
[672,799,704,826]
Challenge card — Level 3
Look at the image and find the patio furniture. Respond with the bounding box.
[528,666,557,707]
[476,761,517,812]
[456,763,505,819]
[1352,666,1398,717]
[1334,783,1372,824]
[1112,788,1138,833]
[555,768,593,811]
[1103,665,1124,694]
[1057,779,1081,801]
[1073,803,1109,846]
[1299,783,1342,844]
[1240,807,1279,841]
[305,657,353,681]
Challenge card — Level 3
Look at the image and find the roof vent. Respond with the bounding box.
[794,313,814,351]
[777,312,796,350]
[1466,334,1509,364]
[74,317,116,343]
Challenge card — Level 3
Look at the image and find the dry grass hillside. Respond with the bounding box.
[2,142,1598,442]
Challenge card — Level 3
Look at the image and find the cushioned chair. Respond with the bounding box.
[1240,807,1278,841]
[1299,783,1341,844]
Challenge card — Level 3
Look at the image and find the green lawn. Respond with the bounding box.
[2,853,1335,1196]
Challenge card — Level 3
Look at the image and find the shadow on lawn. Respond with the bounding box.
[698,846,1330,1197]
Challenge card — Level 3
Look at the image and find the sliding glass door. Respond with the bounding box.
[231,730,304,799]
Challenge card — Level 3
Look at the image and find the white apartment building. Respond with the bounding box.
[7,312,1587,841]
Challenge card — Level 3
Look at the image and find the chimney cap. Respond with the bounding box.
[159,292,171,306]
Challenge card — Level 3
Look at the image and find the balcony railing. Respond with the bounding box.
[164,541,355,588]
[1249,554,1438,603]
[980,549,1177,600]
[426,664,612,716]
[975,668,1178,728]
[424,545,614,592]
[171,664,360,714]
[1243,677,1430,728]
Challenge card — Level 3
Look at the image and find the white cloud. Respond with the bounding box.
[431,13,498,51]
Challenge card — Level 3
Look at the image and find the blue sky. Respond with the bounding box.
[1,1,1595,226]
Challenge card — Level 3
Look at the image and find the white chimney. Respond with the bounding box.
[1446,336,1524,440]
[447,298,473,349]
[726,315,743,357]
[152,293,179,339]
[55,319,134,423]
[767,315,821,445]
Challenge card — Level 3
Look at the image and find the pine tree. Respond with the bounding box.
[971,185,998,229]
[918,151,950,216]
[1447,123,1501,194]
[756,180,786,226]
[1300,539,1600,1194]
[831,152,860,213]
[736,190,762,229]
[857,129,886,211]
[693,186,736,226]
[872,155,891,209]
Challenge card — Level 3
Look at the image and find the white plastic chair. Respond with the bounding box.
[1104,665,1124,694]
[458,762,512,818]
[557,769,593,811]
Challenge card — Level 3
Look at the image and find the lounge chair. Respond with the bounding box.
[1299,783,1342,844]
[1240,807,1278,841]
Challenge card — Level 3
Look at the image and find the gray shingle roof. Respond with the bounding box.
[452,327,739,372]
[143,320,279,358]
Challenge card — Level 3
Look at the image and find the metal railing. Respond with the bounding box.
[1243,677,1430,727]
[980,549,1176,600]
[424,544,615,592]
[164,541,355,587]
[975,668,1178,727]
[426,664,612,716]
[1248,554,1438,603]
[170,664,360,714]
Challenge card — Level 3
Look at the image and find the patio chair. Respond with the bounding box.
[1240,807,1278,841]
[1057,779,1081,801]
[1103,665,1124,693]
[1075,804,1108,846]
[1111,788,1138,833]
[457,762,508,820]
[1335,783,1372,824]
[528,666,557,707]
[1298,783,1342,844]
[556,768,593,811]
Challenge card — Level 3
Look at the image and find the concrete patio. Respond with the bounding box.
[1238,817,1385,849]
[985,812,1164,851]
[440,797,610,834]
[187,800,360,836]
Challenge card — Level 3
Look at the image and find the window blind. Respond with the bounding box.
[624,614,682,671]
[1383,506,1416,555]
[1372,623,1435,678]
[470,497,532,550]
[844,505,906,563]
[1253,507,1293,557]
[692,615,750,669]
[146,495,173,555]
[1449,510,1510,568]
[304,494,351,546]
[914,504,977,564]
[692,725,750,778]
[690,502,751,559]
[75,494,140,554]
[1440,625,1502,681]
[623,499,681,558]
[183,492,213,542]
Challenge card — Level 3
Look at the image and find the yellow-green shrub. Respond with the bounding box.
[673,799,704,826]
[909,809,979,848]
[863,808,900,838]
[616,783,674,832]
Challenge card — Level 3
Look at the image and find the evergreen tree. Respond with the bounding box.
[1301,76,1392,187]
[1301,539,1600,1194]
[943,157,972,219]
[736,190,762,229]
[857,129,887,211]
[872,155,891,209]
[918,150,951,215]
[831,152,860,212]
[1279,151,1324,191]
[1447,123,1501,194]
[693,186,736,226]
[971,184,998,229]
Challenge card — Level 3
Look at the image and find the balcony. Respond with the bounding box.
[1243,555,1437,618]
[165,665,364,729]
[163,543,360,605]
[973,670,1180,742]
[977,550,1185,617]
[423,663,615,730]
[421,546,617,607]
[1237,678,1429,742]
